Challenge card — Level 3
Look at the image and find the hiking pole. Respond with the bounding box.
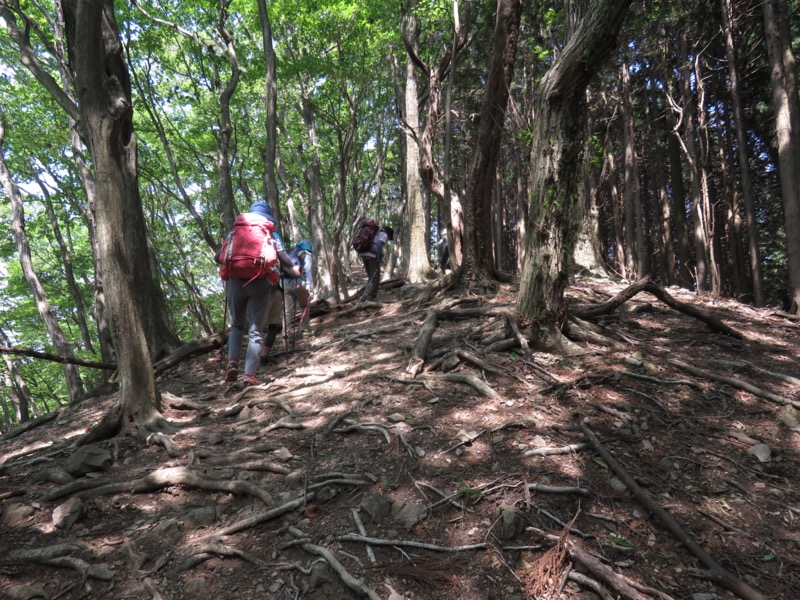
[290,278,299,351]
[219,281,229,371]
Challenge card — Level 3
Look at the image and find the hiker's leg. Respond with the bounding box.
[296,285,310,328]
[367,257,381,299]
[226,279,247,364]
[262,289,283,357]
[243,279,272,376]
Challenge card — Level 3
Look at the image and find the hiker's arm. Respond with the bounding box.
[278,250,302,277]
[375,240,385,262]
[301,253,314,289]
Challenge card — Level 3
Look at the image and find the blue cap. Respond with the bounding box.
[249,201,274,222]
[297,239,314,253]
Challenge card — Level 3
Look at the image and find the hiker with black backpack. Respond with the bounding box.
[260,239,315,364]
[352,219,394,302]
[217,200,301,386]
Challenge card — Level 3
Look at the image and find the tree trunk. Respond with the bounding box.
[402,4,433,283]
[64,0,164,435]
[677,36,709,291]
[763,0,800,314]
[722,0,764,305]
[299,94,339,302]
[462,0,522,283]
[666,117,693,288]
[517,0,632,327]
[0,117,85,404]
[257,0,280,222]
[215,3,242,232]
[621,58,646,279]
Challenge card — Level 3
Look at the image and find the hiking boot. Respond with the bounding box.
[242,374,261,387]
[224,362,239,382]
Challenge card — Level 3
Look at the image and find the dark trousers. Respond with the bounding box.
[361,256,380,298]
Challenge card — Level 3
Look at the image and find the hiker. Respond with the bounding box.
[261,239,315,364]
[218,200,300,386]
[285,239,315,329]
[357,223,394,302]
[434,228,449,274]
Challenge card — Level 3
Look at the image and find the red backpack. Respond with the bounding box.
[351,219,379,253]
[218,213,279,284]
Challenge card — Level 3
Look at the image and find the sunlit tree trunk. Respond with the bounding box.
[0,117,85,404]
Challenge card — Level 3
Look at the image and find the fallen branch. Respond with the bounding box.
[578,420,766,600]
[0,345,115,370]
[338,533,488,553]
[521,442,589,458]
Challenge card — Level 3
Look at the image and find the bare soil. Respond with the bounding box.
[1,275,799,600]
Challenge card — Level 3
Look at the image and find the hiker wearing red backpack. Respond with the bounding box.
[217,200,301,386]
[353,220,394,302]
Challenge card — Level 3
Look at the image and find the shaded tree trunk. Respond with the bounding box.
[763,0,800,314]
[462,0,522,283]
[64,0,165,435]
[517,0,632,331]
[257,0,280,224]
[722,0,763,305]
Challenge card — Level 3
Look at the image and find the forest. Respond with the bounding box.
[0,1,799,598]
[0,0,797,425]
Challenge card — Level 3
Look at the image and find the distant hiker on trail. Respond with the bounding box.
[261,239,315,364]
[217,200,301,386]
[434,228,449,274]
[352,220,394,302]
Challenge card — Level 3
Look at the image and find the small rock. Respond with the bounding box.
[387,413,406,423]
[183,576,208,598]
[274,447,294,461]
[747,444,772,463]
[392,501,427,528]
[65,445,112,476]
[53,497,86,529]
[361,493,392,523]
[3,503,35,526]
[610,476,629,494]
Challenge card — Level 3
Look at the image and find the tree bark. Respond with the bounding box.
[462,0,523,282]
[516,0,633,327]
[63,0,164,435]
[257,0,280,223]
[763,0,800,314]
[402,2,433,283]
[0,115,85,404]
[722,0,763,306]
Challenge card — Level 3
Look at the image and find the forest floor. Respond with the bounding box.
[1,272,799,600]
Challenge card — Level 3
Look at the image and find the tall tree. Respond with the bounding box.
[516,0,633,346]
[402,1,433,283]
[0,122,85,404]
[461,0,523,283]
[63,0,167,438]
[763,0,800,314]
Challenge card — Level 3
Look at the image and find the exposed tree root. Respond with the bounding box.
[43,466,274,505]
[578,419,767,600]
[300,540,381,600]
[520,442,589,458]
[3,542,113,581]
[668,358,800,409]
[418,373,499,398]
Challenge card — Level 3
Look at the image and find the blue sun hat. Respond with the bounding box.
[297,239,314,253]
[249,200,275,223]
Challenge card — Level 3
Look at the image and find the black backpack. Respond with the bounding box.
[351,219,379,253]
